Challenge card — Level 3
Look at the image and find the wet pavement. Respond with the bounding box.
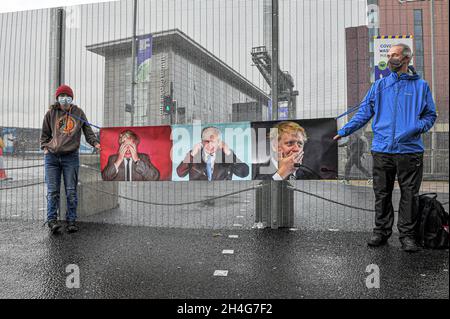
[0,221,448,299]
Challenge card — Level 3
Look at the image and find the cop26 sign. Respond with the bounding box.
[374,35,414,81]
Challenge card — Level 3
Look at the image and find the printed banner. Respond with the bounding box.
[373,35,414,81]
[251,119,337,180]
[136,34,153,83]
[100,118,337,181]
[100,126,172,181]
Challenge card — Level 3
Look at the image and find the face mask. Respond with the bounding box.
[388,57,405,72]
[58,96,73,106]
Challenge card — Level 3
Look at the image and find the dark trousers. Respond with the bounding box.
[344,155,370,180]
[372,152,423,239]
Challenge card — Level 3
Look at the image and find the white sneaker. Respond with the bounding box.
[367,178,373,185]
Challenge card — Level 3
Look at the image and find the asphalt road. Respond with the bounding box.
[0,221,448,299]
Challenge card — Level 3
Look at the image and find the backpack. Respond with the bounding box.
[417,193,449,249]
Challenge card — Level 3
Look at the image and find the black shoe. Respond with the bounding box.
[400,237,420,253]
[367,233,388,247]
[66,221,79,233]
[48,220,62,234]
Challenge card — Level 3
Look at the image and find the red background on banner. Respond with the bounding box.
[100,126,172,181]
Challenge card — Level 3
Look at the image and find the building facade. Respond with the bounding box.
[87,29,269,128]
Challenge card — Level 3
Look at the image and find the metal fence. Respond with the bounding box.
[1,0,448,231]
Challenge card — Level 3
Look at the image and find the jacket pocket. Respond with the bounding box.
[397,124,421,143]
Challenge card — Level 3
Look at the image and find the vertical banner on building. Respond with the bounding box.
[373,35,414,81]
[267,99,289,120]
[136,34,153,83]
[278,101,289,120]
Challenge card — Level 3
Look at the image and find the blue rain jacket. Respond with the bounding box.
[338,70,437,154]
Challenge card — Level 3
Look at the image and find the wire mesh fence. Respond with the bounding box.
[0,0,448,231]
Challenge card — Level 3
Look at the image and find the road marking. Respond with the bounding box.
[222,250,234,255]
[236,215,244,218]
[228,235,239,239]
[213,270,228,277]
[289,228,298,231]
[233,224,242,227]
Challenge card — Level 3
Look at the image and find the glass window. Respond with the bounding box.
[415,39,423,53]
[414,25,422,37]
[414,9,422,24]
[415,55,424,68]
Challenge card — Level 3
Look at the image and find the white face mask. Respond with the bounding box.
[58,96,73,106]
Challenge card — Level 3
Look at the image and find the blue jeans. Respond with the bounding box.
[45,151,79,222]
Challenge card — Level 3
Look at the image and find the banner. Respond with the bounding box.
[373,35,414,81]
[100,118,337,181]
[100,126,172,181]
[136,34,153,83]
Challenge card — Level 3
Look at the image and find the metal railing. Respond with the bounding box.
[1,0,448,231]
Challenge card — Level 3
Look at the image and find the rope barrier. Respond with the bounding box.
[288,186,376,212]
[3,164,45,170]
[1,165,448,208]
[288,186,449,211]
[0,181,45,190]
[81,183,265,206]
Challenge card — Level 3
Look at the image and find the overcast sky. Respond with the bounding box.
[0,0,117,13]
[1,0,368,128]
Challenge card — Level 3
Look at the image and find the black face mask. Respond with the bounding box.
[388,57,405,72]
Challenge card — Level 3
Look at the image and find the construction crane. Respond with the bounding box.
[251,46,298,119]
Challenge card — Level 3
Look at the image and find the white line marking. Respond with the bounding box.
[213,270,228,277]
[228,235,239,239]
[222,250,234,255]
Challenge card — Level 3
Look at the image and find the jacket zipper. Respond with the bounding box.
[391,77,400,152]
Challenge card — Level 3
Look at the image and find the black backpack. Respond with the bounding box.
[417,193,449,249]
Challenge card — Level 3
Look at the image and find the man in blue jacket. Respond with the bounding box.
[334,43,436,252]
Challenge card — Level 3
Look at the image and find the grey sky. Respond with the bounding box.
[0,0,117,13]
[1,0,368,128]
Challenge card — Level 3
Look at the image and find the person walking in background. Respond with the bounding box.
[334,43,436,252]
[339,131,372,185]
[40,84,101,234]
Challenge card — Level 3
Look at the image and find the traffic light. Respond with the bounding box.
[162,95,174,114]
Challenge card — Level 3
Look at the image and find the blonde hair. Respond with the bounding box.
[269,121,308,143]
[118,130,140,145]
[0,137,4,149]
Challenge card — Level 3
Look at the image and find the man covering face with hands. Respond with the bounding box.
[102,130,160,181]
[253,121,317,180]
[176,126,249,181]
